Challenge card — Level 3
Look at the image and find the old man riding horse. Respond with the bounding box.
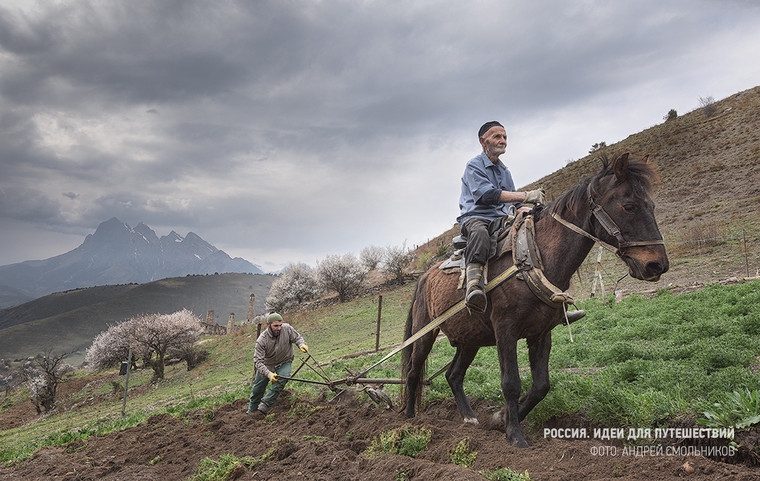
[401,152,669,447]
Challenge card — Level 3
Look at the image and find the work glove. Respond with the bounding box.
[300,344,309,353]
[268,372,279,383]
[523,187,546,205]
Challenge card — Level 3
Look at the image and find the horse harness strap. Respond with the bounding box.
[512,214,574,309]
[551,182,664,257]
[350,264,520,383]
[362,212,572,379]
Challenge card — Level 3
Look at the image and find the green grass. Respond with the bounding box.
[364,424,432,458]
[698,389,760,430]
[450,438,477,467]
[0,273,274,364]
[2,279,760,465]
[527,279,760,428]
[188,453,258,481]
[480,467,533,481]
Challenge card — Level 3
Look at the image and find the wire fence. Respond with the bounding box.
[574,226,760,300]
[294,226,760,358]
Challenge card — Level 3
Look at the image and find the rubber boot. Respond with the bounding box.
[565,310,586,324]
[465,263,487,314]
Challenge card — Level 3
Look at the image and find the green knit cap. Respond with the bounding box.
[267,313,283,324]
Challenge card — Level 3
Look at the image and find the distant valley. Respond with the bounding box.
[0,273,274,363]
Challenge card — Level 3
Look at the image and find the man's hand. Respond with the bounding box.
[268,372,279,383]
[524,187,546,205]
[300,345,309,353]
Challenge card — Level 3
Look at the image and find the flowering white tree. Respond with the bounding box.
[360,245,385,270]
[86,309,204,381]
[126,309,204,381]
[265,262,321,312]
[85,321,133,371]
[317,253,368,302]
[23,349,75,413]
[381,243,412,282]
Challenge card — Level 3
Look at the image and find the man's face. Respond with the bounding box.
[480,126,507,160]
[268,321,283,337]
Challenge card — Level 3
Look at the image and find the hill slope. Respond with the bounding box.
[0,273,274,362]
[523,87,760,239]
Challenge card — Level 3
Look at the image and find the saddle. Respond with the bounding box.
[439,213,518,288]
[440,210,575,309]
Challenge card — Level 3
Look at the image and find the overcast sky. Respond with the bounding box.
[0,0,758,273]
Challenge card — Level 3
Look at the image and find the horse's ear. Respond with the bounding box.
[613,152,630,181]
[642,154,650,164]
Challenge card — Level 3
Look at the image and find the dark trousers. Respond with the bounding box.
[461,217,503,265]
[248,362,292,412]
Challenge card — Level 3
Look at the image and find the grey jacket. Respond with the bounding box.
[254,323,306,378]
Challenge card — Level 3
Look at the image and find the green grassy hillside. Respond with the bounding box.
[2,277,759,466]
[0,273,274,363]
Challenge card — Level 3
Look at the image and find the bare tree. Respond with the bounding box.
[317,253,368,302]
[360,245,385,270]
[699,95,717,117]
[265,262,321,311]
[23,349,75,414]
[381,243,412,282]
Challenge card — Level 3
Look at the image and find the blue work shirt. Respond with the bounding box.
[457,151,520,225]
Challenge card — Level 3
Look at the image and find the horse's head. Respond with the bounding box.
[588,153,669,281]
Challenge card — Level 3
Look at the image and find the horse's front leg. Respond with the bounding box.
[445,345,480,424]
[496,337,529,448]
[518,331,552,421]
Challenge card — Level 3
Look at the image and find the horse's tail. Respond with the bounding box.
[400,282,418,378]
[400,277,426,413]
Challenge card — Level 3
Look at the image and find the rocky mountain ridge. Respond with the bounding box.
[0,218,263,305]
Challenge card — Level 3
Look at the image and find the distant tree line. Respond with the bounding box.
[265,244,413,312]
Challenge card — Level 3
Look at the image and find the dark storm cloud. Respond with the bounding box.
[0,0,758,269]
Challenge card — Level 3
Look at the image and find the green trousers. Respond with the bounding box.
[247,362,291,413]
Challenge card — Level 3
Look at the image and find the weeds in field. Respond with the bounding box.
[364,425,432,458]
[698,389,760,430]
[449,437,477,467]
[287,401,323,419]
[479,467,533,481]
[188,453,257,481]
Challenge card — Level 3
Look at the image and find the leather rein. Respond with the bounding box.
[550,181,664,258]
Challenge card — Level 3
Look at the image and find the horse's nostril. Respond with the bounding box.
[646,260,669,276]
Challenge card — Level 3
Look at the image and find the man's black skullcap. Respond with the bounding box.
[478,121,504,138]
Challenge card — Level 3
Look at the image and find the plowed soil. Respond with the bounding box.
[2,381,759,481]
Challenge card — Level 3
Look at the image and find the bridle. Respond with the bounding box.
[550,181,664,258]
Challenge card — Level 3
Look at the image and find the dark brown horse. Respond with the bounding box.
[401,153,669,447]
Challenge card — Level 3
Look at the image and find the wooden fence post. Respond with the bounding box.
[375,295,383,352]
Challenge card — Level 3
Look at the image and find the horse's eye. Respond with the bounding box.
[622,203,635,213]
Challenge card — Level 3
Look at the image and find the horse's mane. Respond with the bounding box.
[538,153,659,221]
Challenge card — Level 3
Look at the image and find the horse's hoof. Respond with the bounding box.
[492,410,505,425]
[510,438,530,448]
[463,416,479,425]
